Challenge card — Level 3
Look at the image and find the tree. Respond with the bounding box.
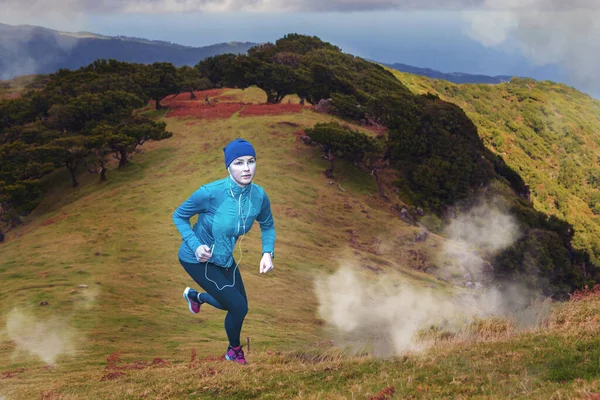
[0,141,58,226]
[305,122,382,178]
[138,63,182,110]
[195,54,239,87]
[95,117,173,168]
[179,66,212,99]
[256,63,300,104]
[45,91,144,133]
[50,136,90,187]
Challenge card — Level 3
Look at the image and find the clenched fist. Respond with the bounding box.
[195,245,212,263]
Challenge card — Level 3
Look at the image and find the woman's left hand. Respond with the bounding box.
[259,253,274,274]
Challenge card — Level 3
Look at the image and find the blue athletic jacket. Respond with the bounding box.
[172,176,276,267]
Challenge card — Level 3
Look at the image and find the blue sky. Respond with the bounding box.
[2,1,598,97]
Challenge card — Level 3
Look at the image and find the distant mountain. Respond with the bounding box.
[0,23,257,79]
[381,62,514,84]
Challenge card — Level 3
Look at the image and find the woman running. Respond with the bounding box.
[172,138,276,365]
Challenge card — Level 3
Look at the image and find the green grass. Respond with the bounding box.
[1,89,598,399]
[384,66,600,265]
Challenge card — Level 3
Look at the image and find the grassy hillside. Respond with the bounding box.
[1,87,599,399]
[388,68,600,267]
[0,88,441,397]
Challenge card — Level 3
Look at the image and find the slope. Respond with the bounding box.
[388,68,600,267]
[0,88,446,398]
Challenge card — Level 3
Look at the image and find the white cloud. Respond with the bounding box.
[463,0,600,92]
[6,0,598,15]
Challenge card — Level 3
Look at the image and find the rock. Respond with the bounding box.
[77,284,88,288]
[0,230,4,242]
[413,229,429,242]
[314,98,332,113]
[397,206,417,225]
[40,301,49,306]
[412,207,424,216]
[300,135,312,145]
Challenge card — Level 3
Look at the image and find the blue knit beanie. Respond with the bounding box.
[223,138,256,168]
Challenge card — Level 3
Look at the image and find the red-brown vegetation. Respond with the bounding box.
[189,348,226,369]
[166,102,243,119]
[40,390,63,400]
[40,214,67,227]
[569,284,600,302]
[101,351,170,381]
[1,367,25,379]
[100,371,126,381]
[370,386,395,400]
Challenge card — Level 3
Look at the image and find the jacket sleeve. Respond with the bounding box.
[257,192,276,257]
[172,186,210,253]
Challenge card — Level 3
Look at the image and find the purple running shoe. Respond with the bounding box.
[225,345,247,365]
[183,287,201,314]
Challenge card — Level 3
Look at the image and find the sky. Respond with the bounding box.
[2,0,599,97]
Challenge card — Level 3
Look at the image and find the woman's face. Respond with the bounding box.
[228,155,256,187]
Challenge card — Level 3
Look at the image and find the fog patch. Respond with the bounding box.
[5,309,76,365]
[314,196,548,356]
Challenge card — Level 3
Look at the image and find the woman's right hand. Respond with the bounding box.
[195,245,212,263]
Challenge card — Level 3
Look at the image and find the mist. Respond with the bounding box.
[314,197,546,356]
[0,24,79,80]
[5,308,76,365]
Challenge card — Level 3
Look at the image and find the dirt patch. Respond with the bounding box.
[275,121,301,128]
[166,102,243,119]
[370,386,395,400]
[189,348,225,369]
[239,103,304,117]
[101,351,170,381]
[100,371,125,381]
[40,214,67,227]
[1,367,25,379]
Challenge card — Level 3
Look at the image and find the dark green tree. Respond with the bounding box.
[305,122,382,178]
[195,54,239,87]
[138,63,182,110]
[179,66,212,99]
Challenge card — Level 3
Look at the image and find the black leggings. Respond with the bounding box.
[179,259,248,347]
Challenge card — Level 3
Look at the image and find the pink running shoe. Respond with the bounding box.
[183,287,201,314]
[225,345,247,365]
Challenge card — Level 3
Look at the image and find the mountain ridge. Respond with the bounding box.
[381,61,516,84]
[0,22,258,79]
